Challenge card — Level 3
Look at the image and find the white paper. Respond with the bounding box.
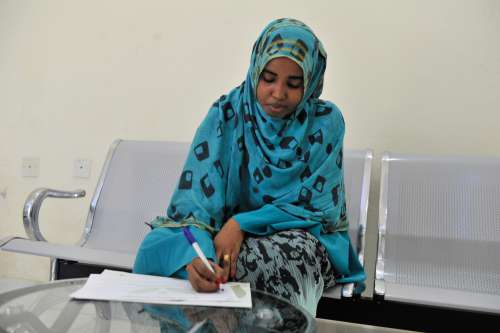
[70,270,252,308]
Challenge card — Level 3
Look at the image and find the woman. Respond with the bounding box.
[134,18,365,316]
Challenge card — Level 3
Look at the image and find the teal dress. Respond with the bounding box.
[133,18,365,316]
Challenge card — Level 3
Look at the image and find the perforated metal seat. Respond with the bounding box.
[1,140,189,278]
[1,140,372,300]
[375,152,500,314]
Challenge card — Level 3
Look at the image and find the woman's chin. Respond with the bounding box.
[263,106,290,118]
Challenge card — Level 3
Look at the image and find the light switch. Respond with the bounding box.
[74,159,91,178]
[22,157,40,177]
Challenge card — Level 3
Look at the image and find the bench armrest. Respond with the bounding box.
[23,188,86,241]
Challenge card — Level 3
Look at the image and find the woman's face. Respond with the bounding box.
[256,57,304,118]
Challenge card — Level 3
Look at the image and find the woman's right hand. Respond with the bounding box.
[186,258,223,292]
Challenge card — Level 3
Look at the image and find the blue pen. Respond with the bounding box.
[182,227,215,275]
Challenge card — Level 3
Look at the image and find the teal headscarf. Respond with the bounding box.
[162,18,364,283]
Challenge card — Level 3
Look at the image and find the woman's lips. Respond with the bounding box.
[268,104,286,113]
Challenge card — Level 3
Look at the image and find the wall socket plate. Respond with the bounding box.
[74,159,91,178]
[22,157,40,177]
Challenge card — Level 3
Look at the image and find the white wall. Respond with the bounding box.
[1,0,499,297]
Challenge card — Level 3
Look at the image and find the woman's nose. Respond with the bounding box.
[271,83,287,100]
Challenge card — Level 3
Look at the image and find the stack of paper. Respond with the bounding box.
[70,270,252,308]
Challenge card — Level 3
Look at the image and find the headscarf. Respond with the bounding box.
[165,18,363,282]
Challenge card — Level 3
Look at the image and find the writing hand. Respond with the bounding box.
[186,258,223,292]
[214,217,244,282]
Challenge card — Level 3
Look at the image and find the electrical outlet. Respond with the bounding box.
[22,157,40,177]
[74,159,91,178]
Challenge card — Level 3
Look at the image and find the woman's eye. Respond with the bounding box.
[287,81,303,89]
[261,74,275,83]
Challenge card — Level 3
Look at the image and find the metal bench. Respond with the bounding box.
[1,140,372,300]
[375,152,500,314]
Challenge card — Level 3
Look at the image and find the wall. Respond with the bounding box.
[1,0,499,298]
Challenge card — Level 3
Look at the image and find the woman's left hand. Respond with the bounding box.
[214,217,244,281]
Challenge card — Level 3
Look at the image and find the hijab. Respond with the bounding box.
[165,18,363,282]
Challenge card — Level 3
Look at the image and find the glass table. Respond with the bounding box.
[0,278,314,332]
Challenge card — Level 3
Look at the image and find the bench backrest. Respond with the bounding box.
[82,140,372,265]
[82,140,190,252]
[376,152,500,310]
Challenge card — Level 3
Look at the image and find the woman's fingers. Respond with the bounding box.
[215,242,231,283]
[187,259,220,292]
[195,258,219,281]
[221,253,231,283]
[230,248,239,279]
[215,247,222,267]
[217,247,239,280]
[213,261,225,283]
[187,263,218,292]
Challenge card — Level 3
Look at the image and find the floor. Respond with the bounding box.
[316,318,418,333]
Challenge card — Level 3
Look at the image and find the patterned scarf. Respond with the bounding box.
[165,18,348,236]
